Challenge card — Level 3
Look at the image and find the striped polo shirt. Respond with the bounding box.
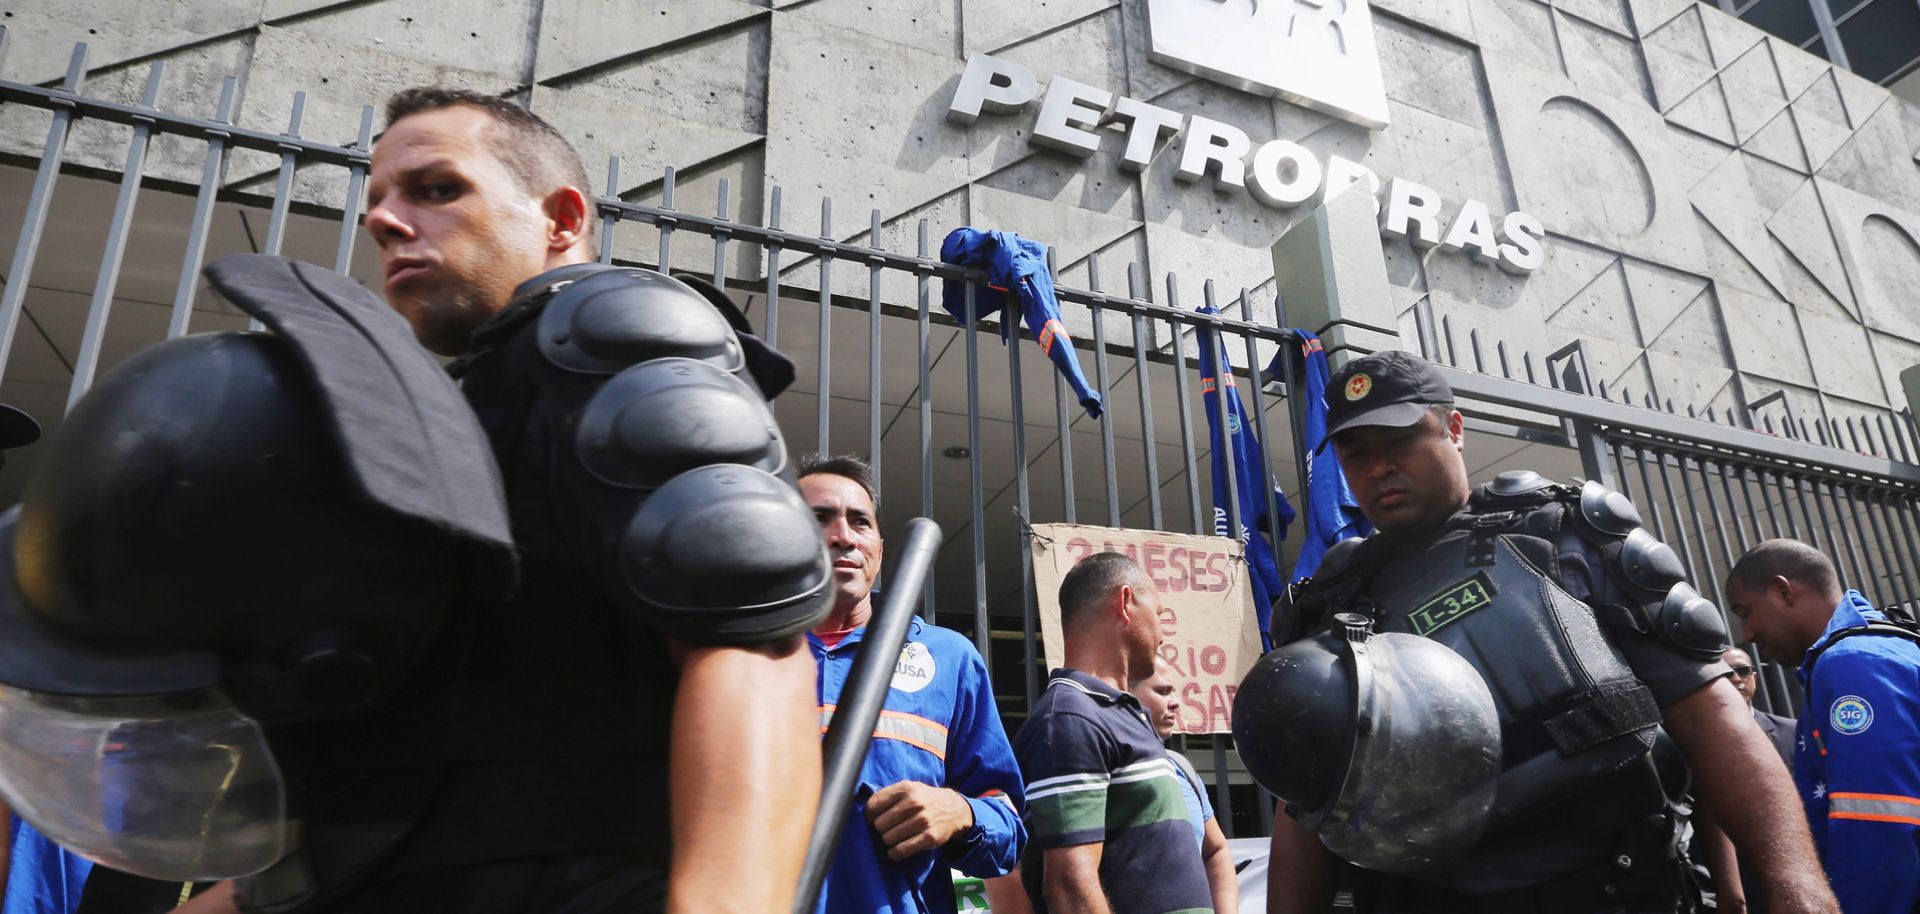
[1012,668,1213,914]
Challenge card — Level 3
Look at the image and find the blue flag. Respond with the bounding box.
[1264,330,1371,581]
[1196,306,1294,648]
[939,228,1103,418]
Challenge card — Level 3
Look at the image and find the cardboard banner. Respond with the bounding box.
[1030,523,1264,735]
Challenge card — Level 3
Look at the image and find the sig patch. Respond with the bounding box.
[1409,572,1497,637]
[1830,695,1874,735]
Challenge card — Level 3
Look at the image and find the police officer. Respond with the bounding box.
[1726,539,1920,914]
[1235,351,1835,914]
[0,87,833,914]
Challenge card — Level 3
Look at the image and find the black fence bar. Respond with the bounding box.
[598,157,621,265]
[815,197,831,453]
[333,107,375,273]
[260,92,305,259]
[167,76,237,339]
[68,61,163,410]
[0,43,86,382]
[963,280,989,668]
[1087,256,1120,528]
[1168,281,1201,532]
[1006,280,1038,710]
[765,188,783,344]
[712,180,733,290]
[1128,266,1162,530]
[916,221,936,614]
[866,208,883,488]
[1055,375,1077,524]
[658,167,676,270]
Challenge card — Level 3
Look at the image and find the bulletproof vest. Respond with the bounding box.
[238,280,679,913]
[1347,503,1664,834]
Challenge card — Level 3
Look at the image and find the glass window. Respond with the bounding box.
[1835,0,1920,82]
[1739,0,1822,45]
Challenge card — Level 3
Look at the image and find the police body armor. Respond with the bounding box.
[0,256,830,914]
[237,265,832,913]
[1242,471,1728,902]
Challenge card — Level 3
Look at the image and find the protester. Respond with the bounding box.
[1726,539,1920,914]
[1131,660,1237,914]
[1244,350,1834,914]
[1014,552,1213,914]
[798,454,1024,914]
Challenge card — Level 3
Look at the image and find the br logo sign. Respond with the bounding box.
[1145,0,1390,128]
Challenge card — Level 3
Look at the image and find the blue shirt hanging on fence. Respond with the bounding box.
[938,228,1103,418]
[1264,330,1370,582]
[1197,305,1293,647]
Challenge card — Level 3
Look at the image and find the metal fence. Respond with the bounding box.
[6,33,1920,838]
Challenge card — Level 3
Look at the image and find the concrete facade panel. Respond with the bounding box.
[532,0,765,83]
[5,0,1920,444]
[1720,285,1815,387]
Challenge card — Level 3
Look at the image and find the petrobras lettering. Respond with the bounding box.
[947,53,1548,275]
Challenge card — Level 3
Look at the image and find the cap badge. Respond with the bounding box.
[1345,373,1373,401]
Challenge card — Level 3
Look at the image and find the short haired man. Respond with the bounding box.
[1726,538,1920,914]
[1254,350,1834,914]
[350,87,824,912]
[797,454,1026,914]
[1131,660,1238,914]
[1013,552,1213,914]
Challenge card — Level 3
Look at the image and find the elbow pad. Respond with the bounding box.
[534,267,832,643]
[1572,480,1729,661]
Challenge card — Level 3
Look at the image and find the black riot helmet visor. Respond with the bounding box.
[0,255,516,881]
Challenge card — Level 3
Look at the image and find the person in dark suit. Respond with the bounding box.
[1693,645,1799,913]
[1724,646,1796,769]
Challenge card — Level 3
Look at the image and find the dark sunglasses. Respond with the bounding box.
[1730,665,1757,678]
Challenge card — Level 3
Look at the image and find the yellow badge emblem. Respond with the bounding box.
[1345,373,1373,401]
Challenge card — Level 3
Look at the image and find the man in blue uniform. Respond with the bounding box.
[1726,539,1920,914]
[799,454,1026,913]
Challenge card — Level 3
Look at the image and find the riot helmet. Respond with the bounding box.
[1234,613,1502,875]
[0,255,514,882]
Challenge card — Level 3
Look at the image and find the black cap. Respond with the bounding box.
[1323,350,1453,441]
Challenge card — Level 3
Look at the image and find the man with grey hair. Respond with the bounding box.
[1725,538,1920,914]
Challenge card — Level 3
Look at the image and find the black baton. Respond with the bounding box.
[793,517,944,914]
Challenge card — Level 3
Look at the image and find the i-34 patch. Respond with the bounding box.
[1409,573,1498,637]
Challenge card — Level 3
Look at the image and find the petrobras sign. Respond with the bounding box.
[947,54,1547,275]
[1146,0,1390,129]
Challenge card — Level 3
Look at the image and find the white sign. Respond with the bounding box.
[1030,523,1263,735]
[947,54,1547,274]
[1146,0,1391,129]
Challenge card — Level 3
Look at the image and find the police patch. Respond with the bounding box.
[1345,373,1373,401]
[1830,695,1873,735]
[1408,572,1497,637]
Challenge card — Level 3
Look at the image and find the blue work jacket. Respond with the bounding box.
[1794,590,1920,914]
[811,616,1026,914]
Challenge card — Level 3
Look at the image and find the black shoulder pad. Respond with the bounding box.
[1656,583,1730,661]
[618,466,832,644]
[1488,470,1552,497]
[575,359,787,490]
[1574,480,1643,539]
[538,267,745,376]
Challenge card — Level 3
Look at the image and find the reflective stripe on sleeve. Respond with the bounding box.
[819,704,950,761]
[1830,792,1920,827]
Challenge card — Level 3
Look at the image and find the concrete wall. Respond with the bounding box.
[7,0,1920,431]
